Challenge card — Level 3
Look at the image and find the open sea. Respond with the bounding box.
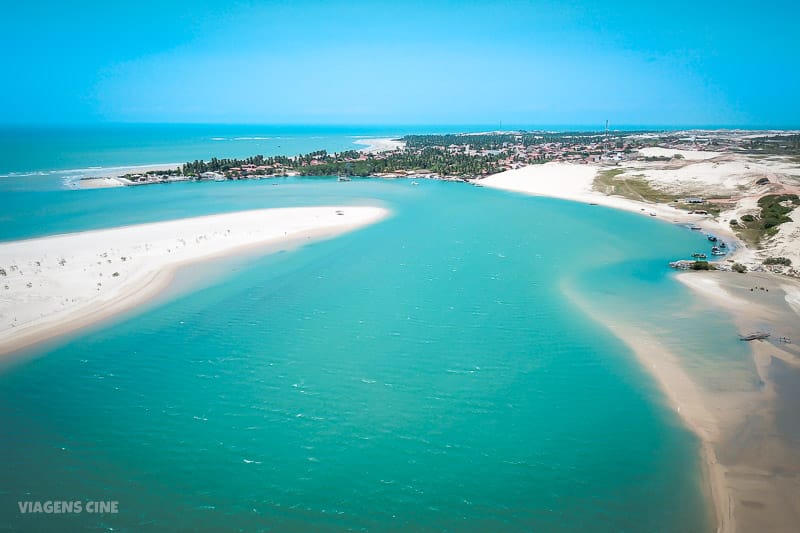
[0,125,751,531]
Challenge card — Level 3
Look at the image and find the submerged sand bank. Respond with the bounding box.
[482,162,800,531]
[0,206,389,356]
[675,272,800,532]
[566,272,800,533]
[562,286,734,532]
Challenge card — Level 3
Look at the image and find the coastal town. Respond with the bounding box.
[80,129,800,279]
[84,129,800,185]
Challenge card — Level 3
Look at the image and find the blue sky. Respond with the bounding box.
[1,0,798,126]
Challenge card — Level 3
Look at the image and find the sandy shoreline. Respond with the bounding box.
[482,160,800,531]
[354,137,405,153]
[563,285,734,532]
[477,162,746,259]
[73,163,183,189]
[0,206,389,357]
[675,271,800,531]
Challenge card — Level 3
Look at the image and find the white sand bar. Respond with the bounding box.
[354,138,405,153]
[0,206,389,355]
[637,147,724,160]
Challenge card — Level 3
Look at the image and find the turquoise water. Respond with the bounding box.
[0,174,734,531]
[0,124,487,190]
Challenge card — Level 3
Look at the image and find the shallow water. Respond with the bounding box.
[0,178,728,530]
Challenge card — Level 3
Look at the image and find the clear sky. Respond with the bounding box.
[2,0,798,127]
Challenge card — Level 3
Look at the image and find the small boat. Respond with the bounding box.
[692,253,707,259]
[707,234,717,242]
[335,210,344,215]
[719,241,727,249]
[337,176,351,182]
[411,181,419,186]
[711,247,725,256]
[739,332,770,341]
[689,225,702,231]
[650,212,657,216]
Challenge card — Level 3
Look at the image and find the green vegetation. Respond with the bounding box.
[593,169,625,194]
[592,169,674,203]
[402,132,612,150]
[758,194,799,230]
[732,262,748,273]
[183,154,297,175]
[180,148,504,178]
[691,260,713,270]
[763,257,792,266]
[121,168,181,181]
[297,148,503,177]
[742,134,800,157]
[732,194,800,245]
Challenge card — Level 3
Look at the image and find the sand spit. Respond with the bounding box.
[483,158,800,532]
[0,206,389,356]
[676,272,800,532]
[354,138,406,153]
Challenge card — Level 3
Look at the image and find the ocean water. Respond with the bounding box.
[0,170,739,531]
[0,124,489,190]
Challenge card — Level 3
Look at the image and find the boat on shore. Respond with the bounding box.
[739,332,770,341]
[692,253,707,259]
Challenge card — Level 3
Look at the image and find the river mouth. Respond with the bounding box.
[0,179,723,531]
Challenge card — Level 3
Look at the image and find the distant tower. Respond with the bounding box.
[604,120,610,153]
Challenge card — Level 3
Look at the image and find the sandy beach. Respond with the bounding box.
[354,137,406,153]
[74,164,184,189]
[480,157,800,532]
[0,206,389,357]
[477,162,744,256]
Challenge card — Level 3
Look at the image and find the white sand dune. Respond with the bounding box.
[638,147,724,160]
[477,162,597,200]
[0,206,388,356]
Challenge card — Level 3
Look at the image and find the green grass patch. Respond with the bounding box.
[593,170,675,203]
[732,193,799,245]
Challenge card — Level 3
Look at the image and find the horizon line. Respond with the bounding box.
[2,122,800,132]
